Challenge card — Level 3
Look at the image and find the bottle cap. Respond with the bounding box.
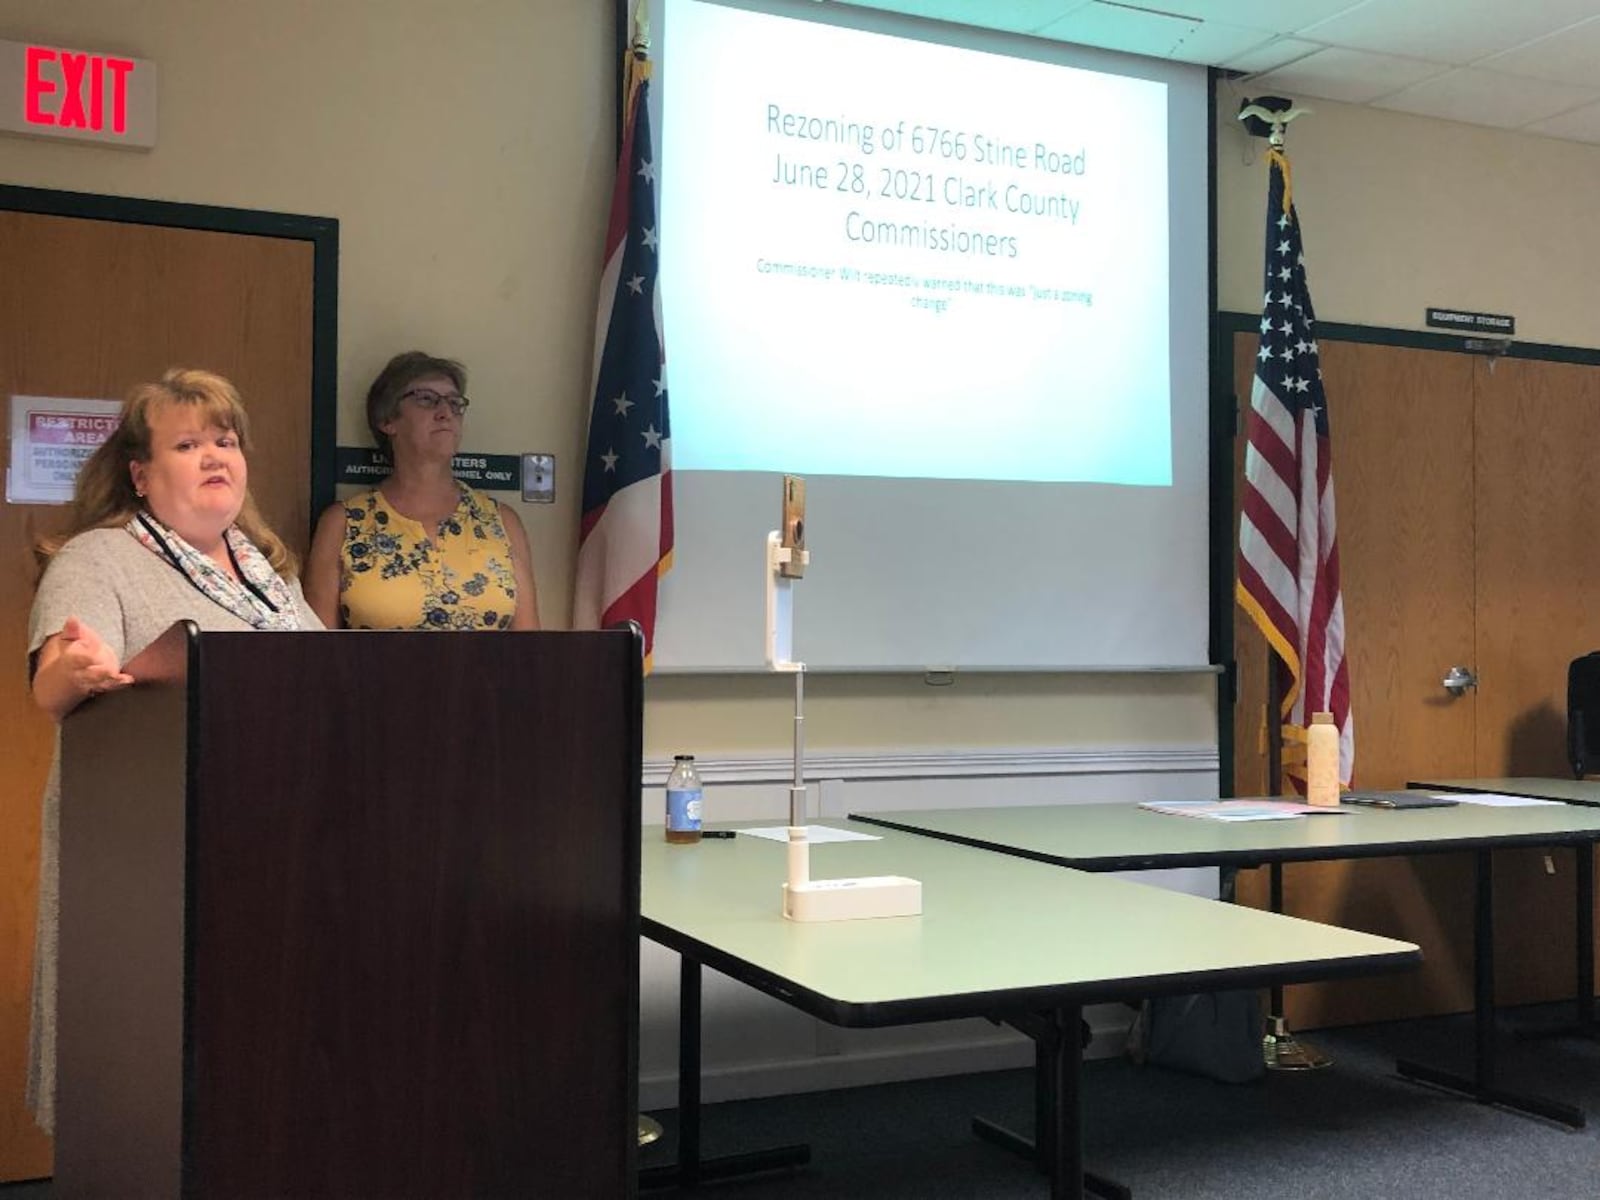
[674,753,694,761]
[1312,711,1334,725]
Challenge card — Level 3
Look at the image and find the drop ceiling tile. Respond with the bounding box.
[1034,3,1202,56]
[1525,97,1600,144]
[1160,21,1278,65]
[1301,0,1600,66]
[1161,1,1369,35]
[1374,66,1600,128]
[1222,36,1323,77]
[810,1,1600,151]
[1245,46,1446,105]
[1483,16,1600,88]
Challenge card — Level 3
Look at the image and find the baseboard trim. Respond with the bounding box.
[638,1005,1137,1111]
[643,745,1218,787]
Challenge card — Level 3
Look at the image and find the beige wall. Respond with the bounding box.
[1215,78,1600,348]
[14,6,1590,763]
[646,669,1219,755]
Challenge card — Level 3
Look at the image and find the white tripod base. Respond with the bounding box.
[782,876,924,922]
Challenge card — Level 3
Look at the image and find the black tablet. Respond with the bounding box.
[1342,791,1459,810]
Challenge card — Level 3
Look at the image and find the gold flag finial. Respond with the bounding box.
[623,2,653,114]
[631,2,651,58]
[1238,97,1310,149]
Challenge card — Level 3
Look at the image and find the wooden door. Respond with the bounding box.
[1472,356,1600,1004]
[1233,333,1483,1026]
[0,210,313,1180]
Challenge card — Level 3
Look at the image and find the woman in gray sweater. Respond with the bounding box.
[25,368,320,1135]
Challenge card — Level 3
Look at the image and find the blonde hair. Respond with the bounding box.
[35,368,297,577]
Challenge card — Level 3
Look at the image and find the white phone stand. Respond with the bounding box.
[766,526,921,922]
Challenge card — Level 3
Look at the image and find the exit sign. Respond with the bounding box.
[1,38,157,148]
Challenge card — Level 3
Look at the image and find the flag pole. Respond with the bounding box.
[1267,658,1284,794]
[1238,98,1333,1072]
[1262,658,1331,1068]
[620,0,676,1141]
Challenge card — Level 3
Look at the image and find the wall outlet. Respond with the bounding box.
[521,453,555,503]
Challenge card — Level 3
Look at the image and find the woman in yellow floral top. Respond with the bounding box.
[304,352,540,630]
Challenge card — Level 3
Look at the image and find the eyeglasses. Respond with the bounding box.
[401,388,470,416]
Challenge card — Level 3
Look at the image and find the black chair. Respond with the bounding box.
[1567,652,1600,777]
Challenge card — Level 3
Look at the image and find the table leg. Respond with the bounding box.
[1477,847,1496,1096]
[1048,1006,1082,1200]
[970,1009,1129,1200]
[1517,839,1600,1045]
[1036,1035,1056,1170]
[680,956,702,1185]
[1580,844,1595,1033]
[1270,862,1284,1022]
[1395,848,1586,1128]
[1260,861,1330,1070]
[1558,841,1596,1035]
[638,957,811,1190]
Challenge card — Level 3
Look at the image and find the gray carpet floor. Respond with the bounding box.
[6,1005,1598,1197]
[640,1004,1600,1198]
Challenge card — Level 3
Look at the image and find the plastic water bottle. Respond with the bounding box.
[665,755,704,844]
[1306,711,1339,806]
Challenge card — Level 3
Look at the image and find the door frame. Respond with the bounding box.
[1211,310,1600,797]
[0,184,339,529]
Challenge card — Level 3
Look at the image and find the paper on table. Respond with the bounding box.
[1444,792,1565,808]
[1140,799,1353,822]
[738,824,882,843]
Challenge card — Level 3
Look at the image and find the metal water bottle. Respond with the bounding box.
[665,755,704,844]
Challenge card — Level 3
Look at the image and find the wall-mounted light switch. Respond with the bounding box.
[522,453,555,503]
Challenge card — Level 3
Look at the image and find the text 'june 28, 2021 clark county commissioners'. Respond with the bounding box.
[755,102,1098,316]
[765,103,1088,260]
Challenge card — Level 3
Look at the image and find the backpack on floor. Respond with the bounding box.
[1128,990,1264,1085]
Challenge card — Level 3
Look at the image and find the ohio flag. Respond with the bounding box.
[574,50,673,668]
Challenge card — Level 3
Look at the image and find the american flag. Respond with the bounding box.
[574,49,673,668]
[1236,147,1353,787]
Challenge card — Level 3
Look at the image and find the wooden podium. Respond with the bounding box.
[54,623,642,1198]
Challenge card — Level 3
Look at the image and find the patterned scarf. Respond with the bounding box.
[128,512,305,631]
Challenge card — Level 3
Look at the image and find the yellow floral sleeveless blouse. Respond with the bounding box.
[338,485,518,630]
